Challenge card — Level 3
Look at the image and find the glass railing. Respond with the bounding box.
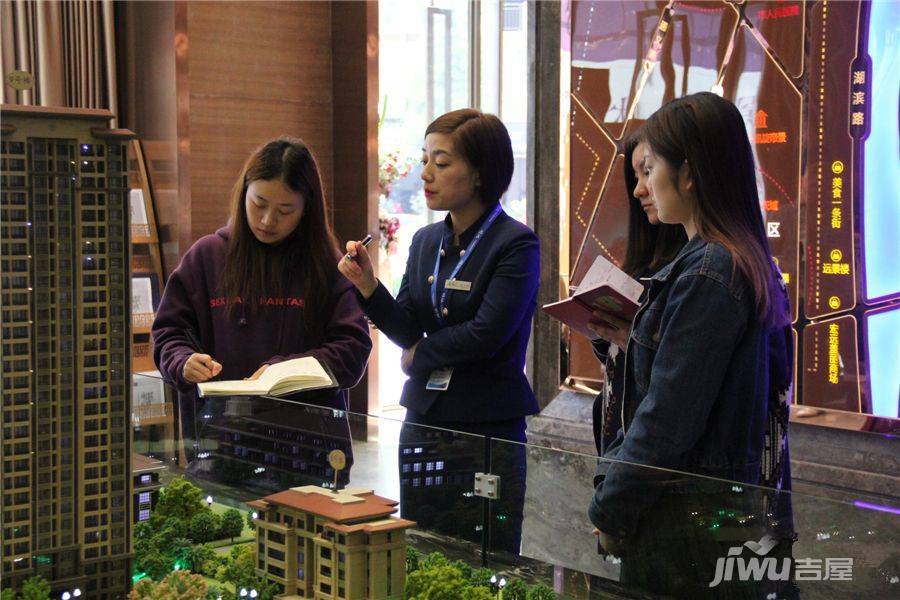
[488,436,899,598]
[131,372,899,599]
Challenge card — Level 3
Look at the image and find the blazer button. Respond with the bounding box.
[427,275,434,284]
[442,307,449,317]
[440,249,446,257]
[459,249,466,257]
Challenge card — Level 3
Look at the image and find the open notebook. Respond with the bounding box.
[197,356,337,398]
[542,254,644,341]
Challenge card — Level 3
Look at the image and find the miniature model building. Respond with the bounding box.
[248,486,415,599]
[132,453,165,525]
[198,402,354,493]
[1,105,132,598]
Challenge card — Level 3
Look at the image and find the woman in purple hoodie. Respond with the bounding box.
[152,137,372,414]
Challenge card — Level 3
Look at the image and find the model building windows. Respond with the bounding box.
[267,531,285,544]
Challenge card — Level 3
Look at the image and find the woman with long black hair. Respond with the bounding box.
[589,132,686,457]
[588,93,794,598]
[153,138,372,483]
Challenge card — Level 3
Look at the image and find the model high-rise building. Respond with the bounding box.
[1,105,132,598]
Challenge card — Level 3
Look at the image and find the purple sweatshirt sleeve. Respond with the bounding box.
[263,278,373,390]
[152,258,203,390]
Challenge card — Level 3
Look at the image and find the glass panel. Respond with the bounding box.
[130,375,497,594]
[489,435,899,598]
[131,375,898,597]
[377,0,473,414]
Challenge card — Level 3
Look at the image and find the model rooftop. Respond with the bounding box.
[248,485,411,524]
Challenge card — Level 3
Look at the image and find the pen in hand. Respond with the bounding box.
[343,234,373,262]
[182,328,223,383]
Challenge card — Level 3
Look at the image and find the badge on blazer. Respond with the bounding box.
[444,279,472,292]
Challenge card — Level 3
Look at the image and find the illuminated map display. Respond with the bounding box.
[566,0,899,419]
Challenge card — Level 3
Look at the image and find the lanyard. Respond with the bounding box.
[430,204,503,325]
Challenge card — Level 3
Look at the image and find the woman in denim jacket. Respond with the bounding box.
[587,92,794,598]
[589,133,686,457]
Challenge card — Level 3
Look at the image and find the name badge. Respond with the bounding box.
[426,367,454,391]
[444,279,472,292]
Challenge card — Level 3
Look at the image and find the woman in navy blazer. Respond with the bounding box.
[338,109,540,552]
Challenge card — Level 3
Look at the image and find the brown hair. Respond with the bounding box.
[220,137,339,321]
[425,108,514,204]
[639,92,788,329]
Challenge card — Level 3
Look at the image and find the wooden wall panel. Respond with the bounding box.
[187,95,334,241]
[187,2,333,99]
[182,1,335,243]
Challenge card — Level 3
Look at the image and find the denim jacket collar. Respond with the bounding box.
[647,234,706,283]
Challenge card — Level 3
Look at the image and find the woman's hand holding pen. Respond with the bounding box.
[183,353,223,383]
[337,237,378,300]
[588,309,632,348]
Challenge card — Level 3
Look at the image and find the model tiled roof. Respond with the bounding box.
[250,486,400,523]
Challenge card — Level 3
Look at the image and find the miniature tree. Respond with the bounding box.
[245,510,256,531]
[136,549,172,582]
[418,551,450,571]
[406,546,422,573]
[503,578,529,600]
[129,570,207,599]
[19,576,51,600]
[189,511,221,543]
[134,516,192,581]
[185,543,216,574]
[0,589,17,600]
[214,545,278,600]
[215,545,256,589]
[466,566,494,589]
[204,583,222,600]
[406,564,494,600]
[218,508,245,542]
[525,584,557,599]
[154,477,208,524]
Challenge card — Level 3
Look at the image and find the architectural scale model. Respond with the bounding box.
[248,485,415,599]
[1,104,133,598]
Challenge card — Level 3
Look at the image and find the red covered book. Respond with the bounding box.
[542,255,644,341]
